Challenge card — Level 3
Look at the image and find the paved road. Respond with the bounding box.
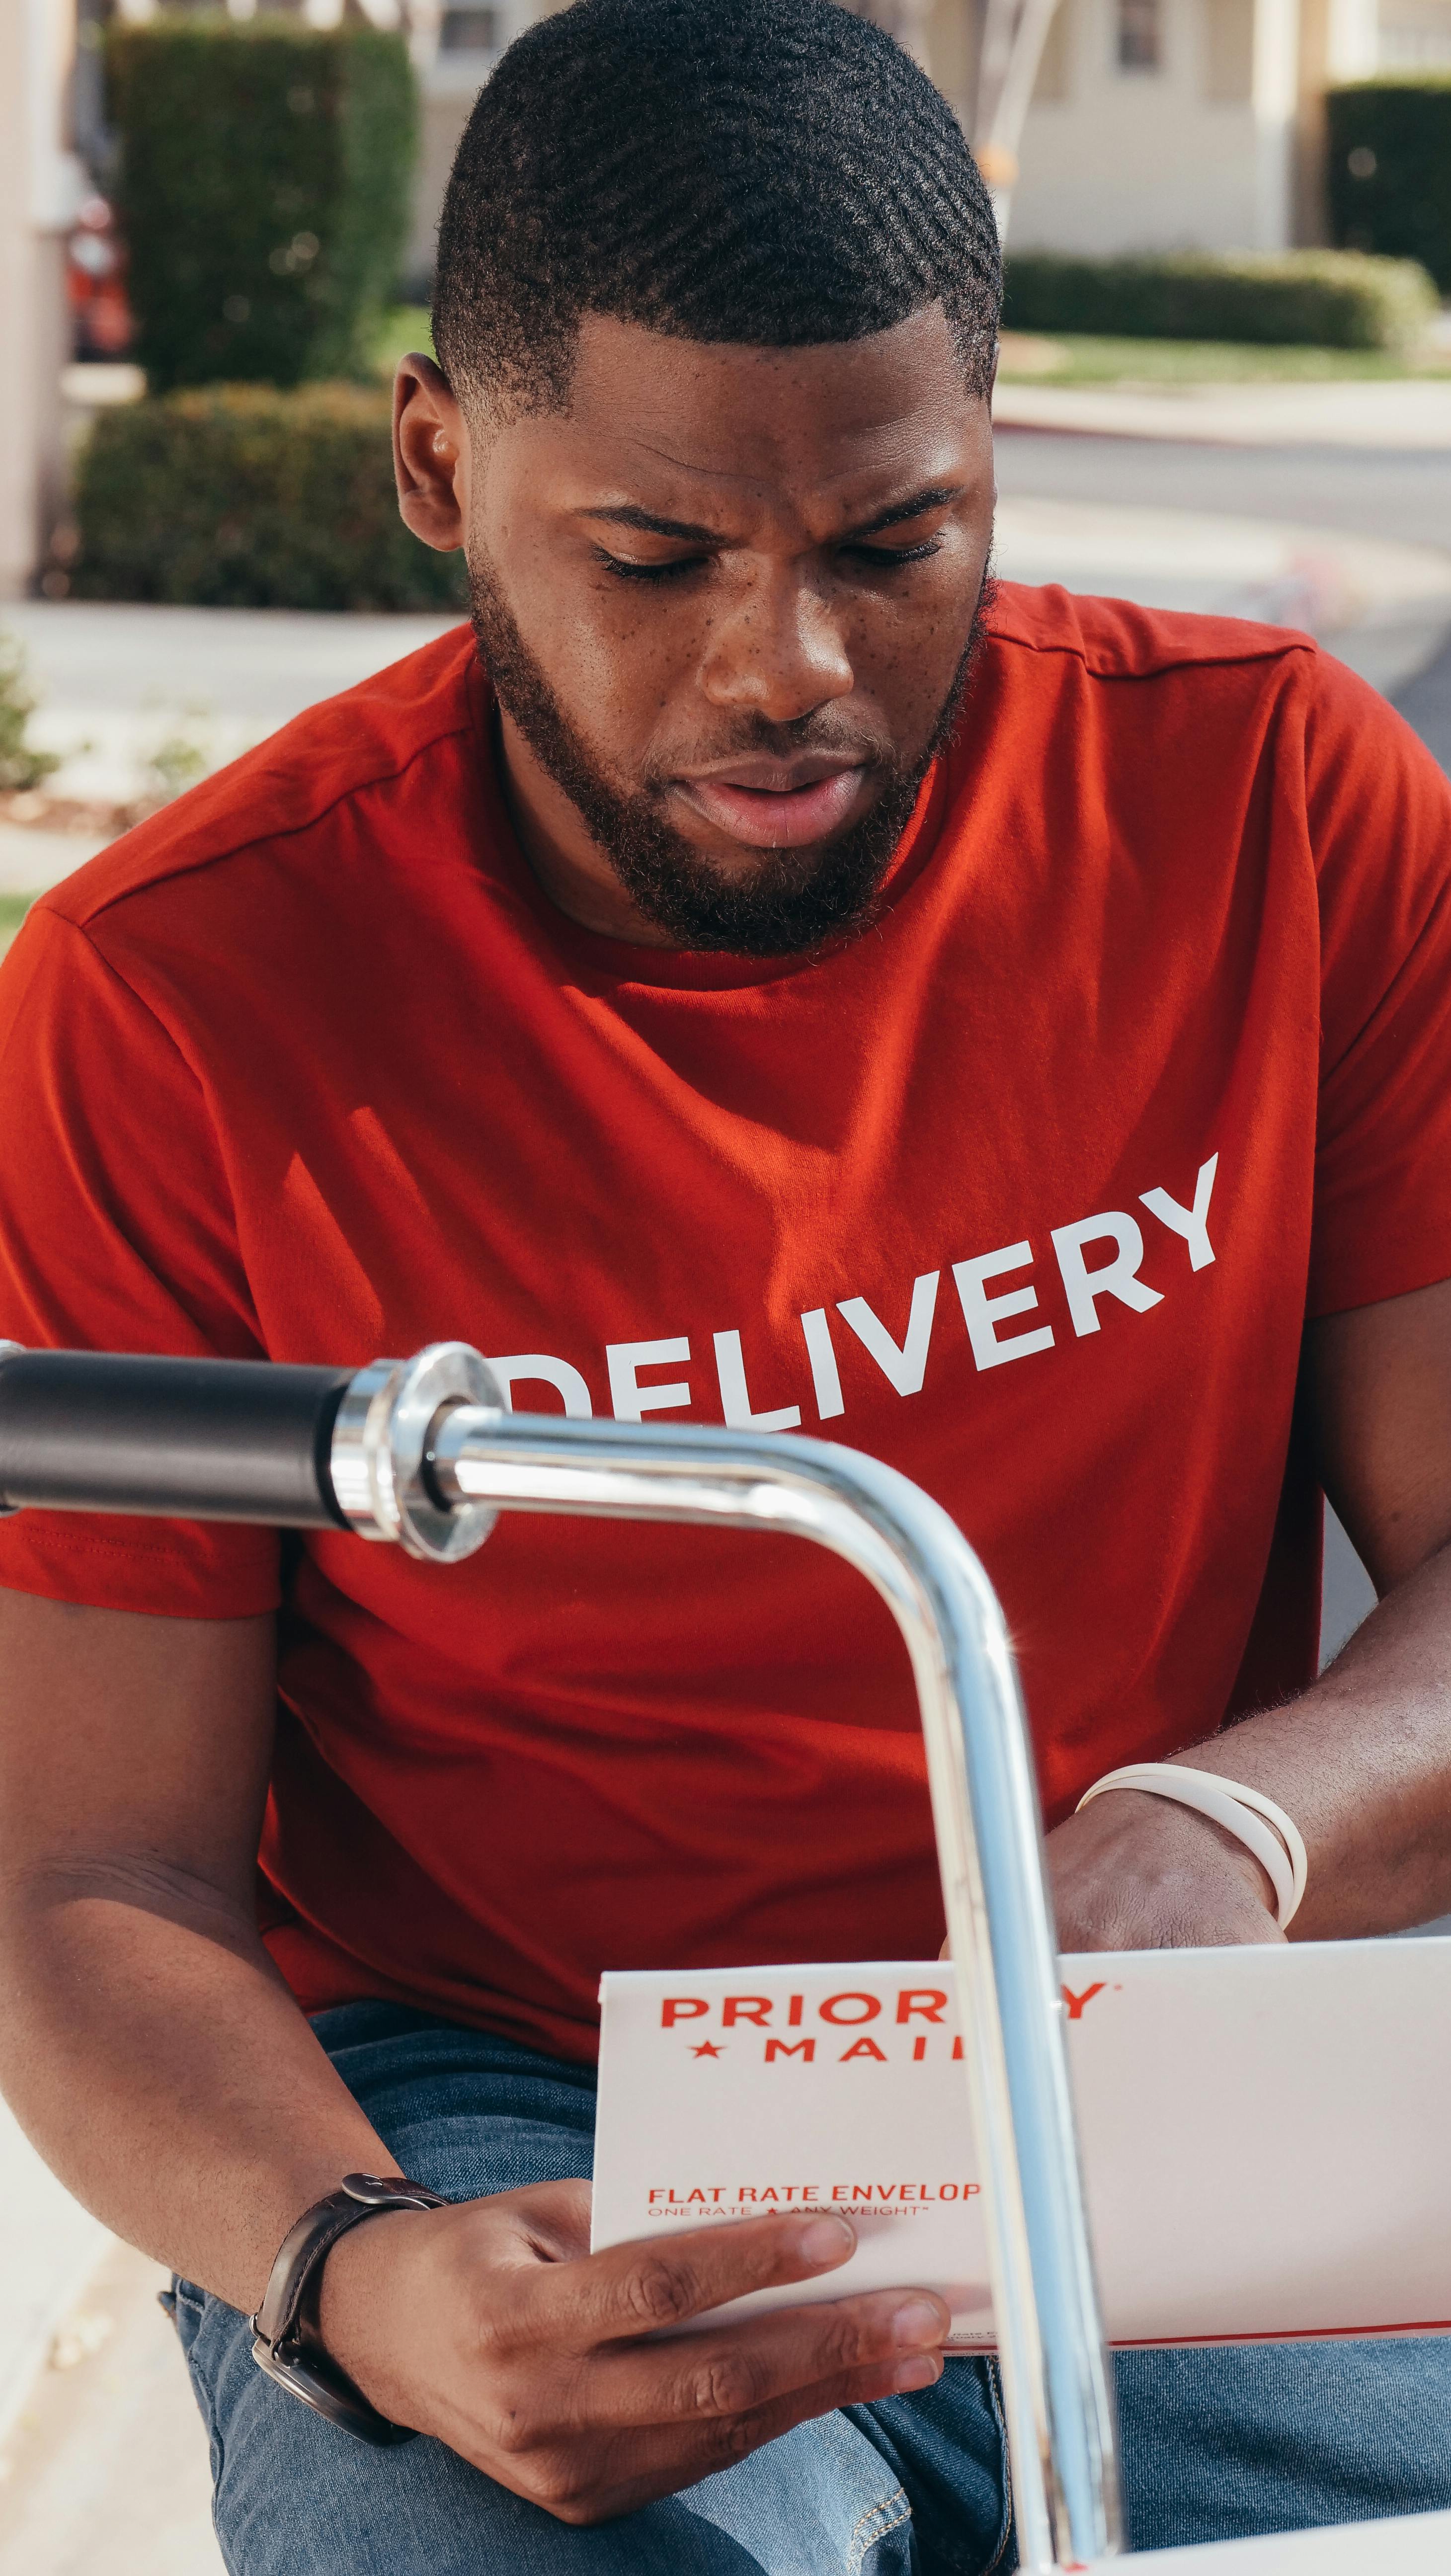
[995,427,1451,767]
[994,428,1451,556]
[1393,628,1451,769]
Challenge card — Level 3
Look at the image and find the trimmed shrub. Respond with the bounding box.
[1002,249,1436,351]
[1328,79,1451,293]
[72,384,465,613]
[0,639,60,794]
[107,21,418,392]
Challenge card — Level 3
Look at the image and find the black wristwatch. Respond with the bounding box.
[250,2171,447,2445]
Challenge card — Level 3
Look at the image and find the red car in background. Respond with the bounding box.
[67,194,134,359]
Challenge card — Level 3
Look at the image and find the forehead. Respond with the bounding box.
[493,305,987,522]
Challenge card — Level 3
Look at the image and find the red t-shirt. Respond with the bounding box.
[1,589,1450,2063]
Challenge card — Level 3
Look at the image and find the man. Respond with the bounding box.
[0,1,1450,2567]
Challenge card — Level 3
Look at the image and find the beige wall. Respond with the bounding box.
[0,0,78,599]
[405,0,570,286]
[1012,0,1276,251]
[1375,0,1451,63]
[925,0,984,119]
[406,83,479,282]
[1007,0,1378,255]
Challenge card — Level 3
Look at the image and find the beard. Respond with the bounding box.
[469,558,995,958]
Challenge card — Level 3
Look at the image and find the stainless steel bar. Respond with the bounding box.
[428,1404,1122,2572]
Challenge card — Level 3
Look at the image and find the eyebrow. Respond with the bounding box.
[576,482,967,548]
[850,483,965,538]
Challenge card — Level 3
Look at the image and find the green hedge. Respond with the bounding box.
[72,385,466,613]
[1002,249,1436,350]
[1328,79,1451,293]
[107,21,417,392]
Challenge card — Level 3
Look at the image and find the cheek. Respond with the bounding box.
[849,572,979,724]
[522,559,707,764]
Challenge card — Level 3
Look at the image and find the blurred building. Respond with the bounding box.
[1012,0,1381,253]
[1377,0,1451,61]
[0,0,84,600]
[403,0,532,285]
[396,0,1418,270]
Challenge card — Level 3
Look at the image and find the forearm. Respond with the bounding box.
[0,1867,397,2314]
[1170,1536,1451,1939]
[1047,1537,1451,1951]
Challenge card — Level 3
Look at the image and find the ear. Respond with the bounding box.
[393,353,470,552]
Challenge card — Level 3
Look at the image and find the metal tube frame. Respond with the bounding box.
[405,1387,1122,2570]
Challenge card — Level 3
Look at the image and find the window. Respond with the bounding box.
[1117,0,1162,70]
[440,5,499,53]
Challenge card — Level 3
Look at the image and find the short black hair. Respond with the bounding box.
[433,0,1001,415]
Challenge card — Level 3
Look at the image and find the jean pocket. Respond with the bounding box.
[164,2274,227,2484]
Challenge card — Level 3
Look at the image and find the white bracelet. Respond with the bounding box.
[1075,1763,1308,1931]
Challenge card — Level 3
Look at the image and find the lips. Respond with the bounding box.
[672,764,870,850]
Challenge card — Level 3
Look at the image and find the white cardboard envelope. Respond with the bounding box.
[592,1941,1451,2347]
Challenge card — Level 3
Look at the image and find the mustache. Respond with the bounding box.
[645,711,895,776]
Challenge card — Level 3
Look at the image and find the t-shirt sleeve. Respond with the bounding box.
[1304,649,1451,1317]
[0,901,280,1615]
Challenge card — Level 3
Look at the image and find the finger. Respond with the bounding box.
[529,2348,947,2527]
[522,2211,861,2347]
[553,2286,951,2435]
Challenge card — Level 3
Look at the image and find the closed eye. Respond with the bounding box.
[592,546,704,583]
[592,534,945,582]
[844,537,944,569]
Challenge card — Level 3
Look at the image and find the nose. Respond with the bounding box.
[697,564,855,725]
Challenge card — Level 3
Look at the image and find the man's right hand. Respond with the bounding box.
[319,2182,947,2524]
[0,1591,947,2527]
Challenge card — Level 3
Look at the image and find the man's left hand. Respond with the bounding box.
[1043,1788,1284,1953]
[1022,1276,1451,1957]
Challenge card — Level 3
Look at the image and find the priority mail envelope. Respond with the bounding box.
[592,1941,1451,2348]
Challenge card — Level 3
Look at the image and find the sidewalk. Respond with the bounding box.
[0,2101,221,2573]
[993,376,1451,450]
[992,495,1451,699]
[0,2236,220,2576]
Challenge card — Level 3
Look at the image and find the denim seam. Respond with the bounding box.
[846,2483,911,2574]
[980,2359,1014,2576]
[910,2367,1016,2576]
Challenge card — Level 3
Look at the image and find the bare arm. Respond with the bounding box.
[0,1594,394,2308]
[0,1590,945,2522]
[1049,1275,1451,1949]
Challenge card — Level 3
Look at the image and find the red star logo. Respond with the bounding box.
[690,2041,725,2058]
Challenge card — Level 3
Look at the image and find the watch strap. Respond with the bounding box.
[250,2171,446,2446]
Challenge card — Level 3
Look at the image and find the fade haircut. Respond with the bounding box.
[432,0,1002,418]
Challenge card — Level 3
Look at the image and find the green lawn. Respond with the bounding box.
[374,304,1446,391]
[997,331,1451,386]
[0,892,34,961]
[371,305,435,379]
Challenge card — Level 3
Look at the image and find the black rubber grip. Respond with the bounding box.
[0,1351,354,1526]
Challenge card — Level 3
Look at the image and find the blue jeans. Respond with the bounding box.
[168,2003,1451,2573]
